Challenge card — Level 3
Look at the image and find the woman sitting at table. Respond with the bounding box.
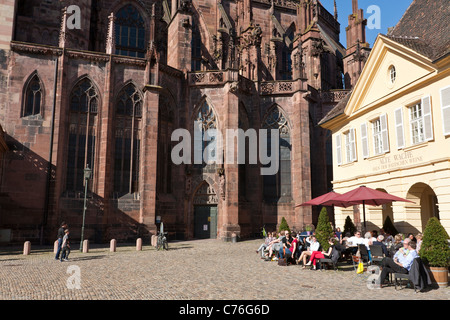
[305,238,335,270]
[388,234,403,257]
[297,235,320,268]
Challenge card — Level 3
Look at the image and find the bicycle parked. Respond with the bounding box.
[156,222,168,251]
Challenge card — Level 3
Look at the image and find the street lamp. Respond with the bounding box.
[80,165,92,252]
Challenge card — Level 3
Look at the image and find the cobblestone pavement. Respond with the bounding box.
[0,239,449,300]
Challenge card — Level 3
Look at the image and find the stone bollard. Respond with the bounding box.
[231,233,237,243]
[136,238,142,251]
[110,239,117,252]
[82,239,89,253]
[54,240,59,254]
[23,241,31,255]
[151,235,157,247]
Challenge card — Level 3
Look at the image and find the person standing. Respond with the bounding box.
[335,227,342,244]
[55,222,67,260]
[60,229,71,262]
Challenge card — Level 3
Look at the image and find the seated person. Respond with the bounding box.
[372,235,388,257]
[266,232,285,260]
[297,235,320,268]
[305,238,335,270]
[277,231,294,260]
[384,232,393,244]
[289,234,299,262]
[407,233,417,243]
[416,233,423,252]
[257,232,275,258]
[364,232,377,262]
[371,230,378,238]
[346,231,365,255]
[379,241,418,287]
[388,234,404,257]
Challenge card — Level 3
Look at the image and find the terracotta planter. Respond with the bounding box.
[429,266,449,288]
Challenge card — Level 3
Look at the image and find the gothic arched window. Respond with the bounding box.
[281,47,292,80]
[114,84,142,196]
[22,74,42,117]
[66,78,99,193]
[194,101,217,165]
[191,20,202,71]
[262,107,292,203]
[115,4,146,58]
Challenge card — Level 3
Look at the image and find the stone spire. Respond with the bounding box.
[105,13,115,55]
[59,7,68,48]
[352,0,358,14]
[343,0,370,89]
[334,0,338,20]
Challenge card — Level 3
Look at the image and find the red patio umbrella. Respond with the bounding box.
[295,190,353,208]
[322,186,413,230]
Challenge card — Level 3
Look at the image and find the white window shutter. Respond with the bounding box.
[380,113,390,153]
[335,134,342,166]
[350,128,357,162]
[394,108,405,149]
[422,95,433,141]
[440,86,450,136]
[360,123,369,159]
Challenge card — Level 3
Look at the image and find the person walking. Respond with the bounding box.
[55,222,67,260]
[60,229,71,262]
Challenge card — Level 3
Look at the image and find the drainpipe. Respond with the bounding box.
[40,56,59,245]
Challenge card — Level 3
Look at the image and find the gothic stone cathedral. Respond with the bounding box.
[0,0,369,243]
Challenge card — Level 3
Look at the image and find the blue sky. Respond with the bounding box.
[320,0,414,47]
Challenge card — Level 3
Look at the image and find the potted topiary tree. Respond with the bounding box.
[316,207,334,251]
[419,217,450,288]
[278,217,291,234]
[382,215,398,236]
[343,215,357,236]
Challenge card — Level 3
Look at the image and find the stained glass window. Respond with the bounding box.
[114,84,142,196]
[23,74,42,117]
[115,5,146,58]
[191,20,202,71]
[262,107,291,202]
[66,78,99,193]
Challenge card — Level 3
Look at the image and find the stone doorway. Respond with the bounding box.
[194,205,218,239]
[193,181,219,239]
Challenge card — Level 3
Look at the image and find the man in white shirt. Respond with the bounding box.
[346,231,365,254]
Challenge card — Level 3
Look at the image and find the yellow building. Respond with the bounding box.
[319,0,450,235]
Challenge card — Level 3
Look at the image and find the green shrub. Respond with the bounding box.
[419,217,450,267]
[316,207,334,251]
[278,217,291,234]
[382,215,398,236]
[343,215,357,236]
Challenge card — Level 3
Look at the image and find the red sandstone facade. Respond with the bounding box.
[0,0,368,243]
